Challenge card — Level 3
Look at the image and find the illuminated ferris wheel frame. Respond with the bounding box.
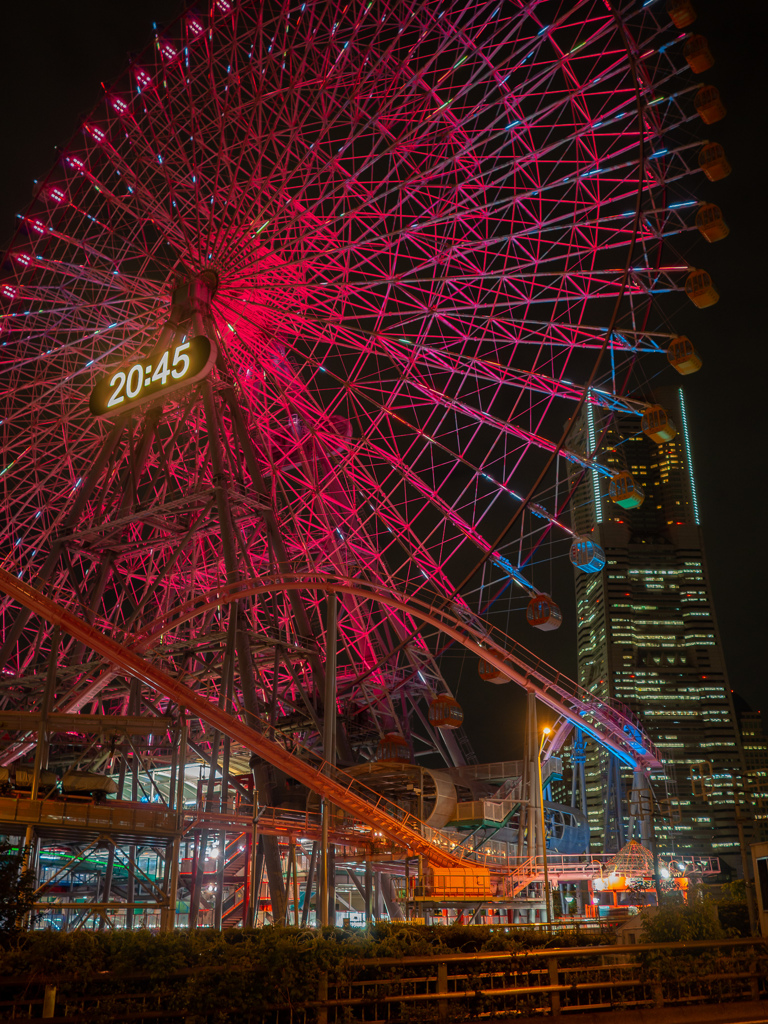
[0,0,707,771]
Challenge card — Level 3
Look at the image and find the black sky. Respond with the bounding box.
[0,0,765,754]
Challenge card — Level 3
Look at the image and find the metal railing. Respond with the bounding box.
[0,794,177,836]
[2,937,764,1022]
[303,938,767,1023]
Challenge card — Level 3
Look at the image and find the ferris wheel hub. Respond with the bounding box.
[171,270,219,315]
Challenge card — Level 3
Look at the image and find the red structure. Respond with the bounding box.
[0,0,712,928]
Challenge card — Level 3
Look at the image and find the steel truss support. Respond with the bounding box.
[161,718,186,932]
[365,858,374,927]
[32,834,173,930]
[603,754,627,854]
[517,693,541,861]
[628,769,655,850]
[300,842,318,927]
[320,591,337,928]
[570,728,587,816]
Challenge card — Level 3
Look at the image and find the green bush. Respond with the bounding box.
[0,921,607,973]
[0,923,614,1021]
[712,881,751,937]
[640,888,729,944]
[0,842,35,936]
[635,888,756,997]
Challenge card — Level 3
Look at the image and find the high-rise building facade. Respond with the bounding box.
[738,708,768,843]
[569,385,746,862]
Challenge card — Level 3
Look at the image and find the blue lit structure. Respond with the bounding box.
[569,537,607,573]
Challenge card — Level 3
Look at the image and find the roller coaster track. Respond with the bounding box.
[0,568,662,872]
[0,568,466,869]
[125,573,663,772]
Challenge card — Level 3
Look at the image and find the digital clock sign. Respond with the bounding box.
[88,334,216,418]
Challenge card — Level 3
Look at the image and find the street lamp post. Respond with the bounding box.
[537,727,553,924]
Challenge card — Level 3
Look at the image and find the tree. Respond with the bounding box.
[712,880,751,937]
[0,841,35,935]
[640,886,728,944]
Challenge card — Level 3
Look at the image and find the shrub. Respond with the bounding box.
[640,887,729,944]
[713,880,751,937]
[0,842,35,937]
[0,922,617,1020]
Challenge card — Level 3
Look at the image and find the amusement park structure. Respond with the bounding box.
[0,0,728,927]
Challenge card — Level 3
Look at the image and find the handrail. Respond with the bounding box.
[0,794,177,835]
[3,935,764,1020]
[1,937,762,984]
[353,936,766,965]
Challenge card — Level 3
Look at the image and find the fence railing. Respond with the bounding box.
[2,937,764,1022]
[309,938,767,1023]
[0,794,177,837]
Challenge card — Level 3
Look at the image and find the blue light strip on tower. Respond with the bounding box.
[678,387,700,525]
[586,398,602,523]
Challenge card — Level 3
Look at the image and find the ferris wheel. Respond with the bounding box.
[0,0,701,771]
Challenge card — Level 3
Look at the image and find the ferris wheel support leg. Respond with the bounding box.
[374,871,384,922]
[252,840,266,926]
[161,718,186,933]
[249,755,287,925]
[124,680,141,929]
[202,377,289,926]
[365,858,374,927]
[102,715,133,920]
[301,843,318,928]
[320,592,338,928]
[64,408,163,681]
[381,872,405,922]
[189,723,225,928]
[0,418,124,674]
[319,811,330,928]
[602,754,627,854]
[570,729,588,815]
[223,389,354,763]
[214,686,235,931]
[519,693,540,861]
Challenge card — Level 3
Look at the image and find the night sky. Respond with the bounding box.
[0,1,765,758]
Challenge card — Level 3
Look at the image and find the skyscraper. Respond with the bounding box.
[569,385,746,862]
[738,706,768,843]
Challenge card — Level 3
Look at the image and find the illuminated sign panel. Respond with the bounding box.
[89,335,215,417]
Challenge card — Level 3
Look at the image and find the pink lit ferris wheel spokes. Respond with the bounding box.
[0,0,696,763]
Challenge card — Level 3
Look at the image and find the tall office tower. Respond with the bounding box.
[569,385,746,862]
[738,708,768,842]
